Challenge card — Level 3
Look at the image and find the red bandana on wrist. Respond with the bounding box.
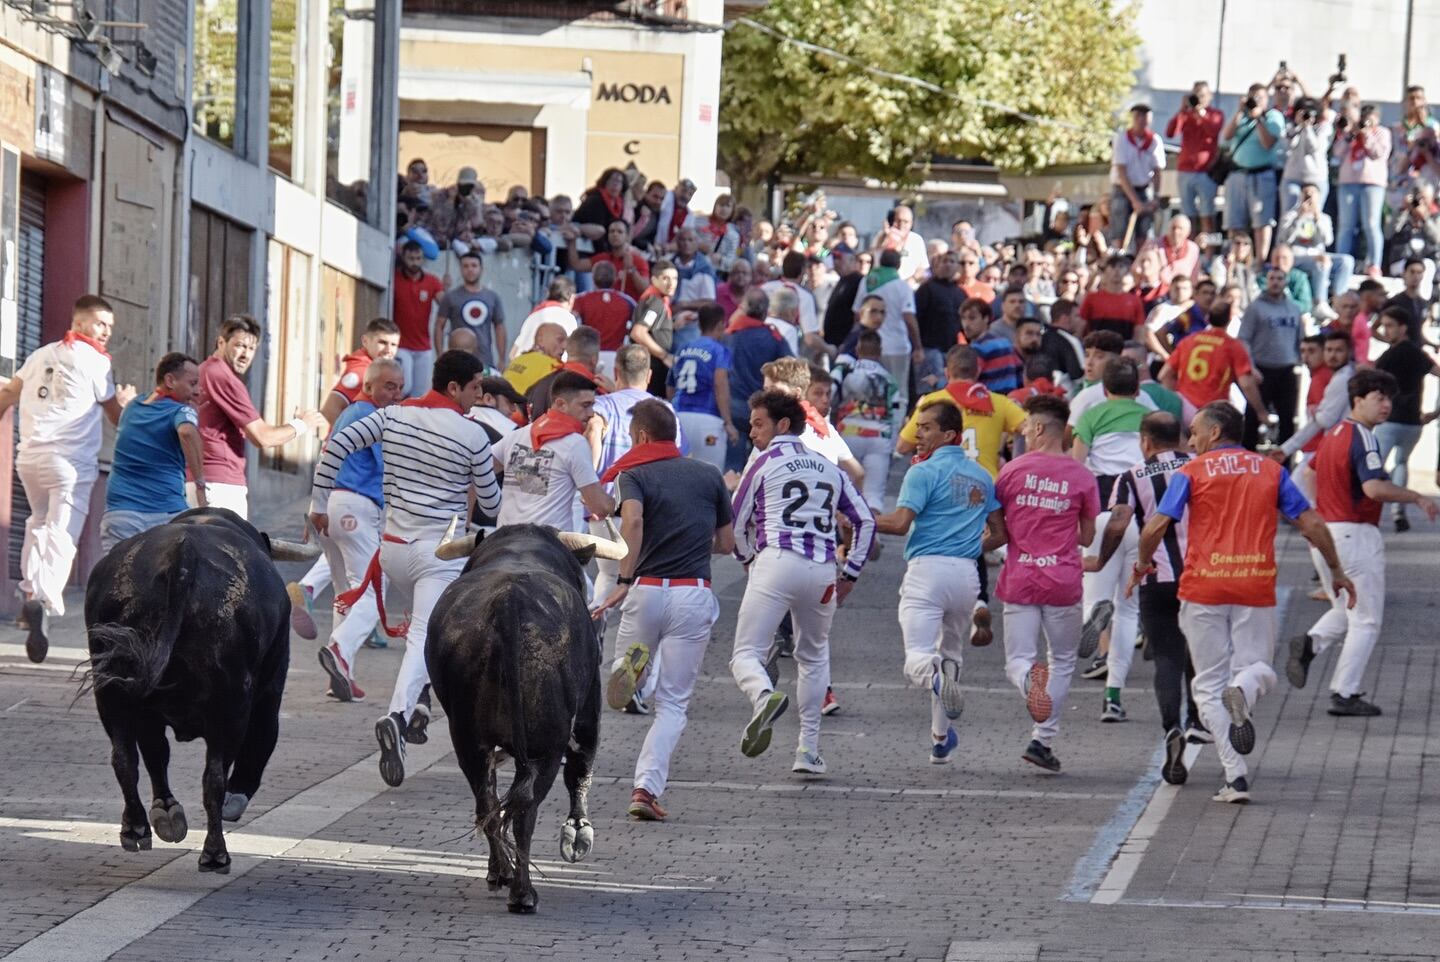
[599,441,682,483]
[401,390,463,413]
[530,409,586,448]
[63,330,110,358]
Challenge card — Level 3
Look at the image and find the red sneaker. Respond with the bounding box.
[1025,662,1053,723]
[318,643,362,702]
[628,788,668,821]
[821,687,841,716]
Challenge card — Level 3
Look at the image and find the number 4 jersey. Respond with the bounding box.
[669,335,731,419]
[1162,327,1253,410]
[731,434,876,579]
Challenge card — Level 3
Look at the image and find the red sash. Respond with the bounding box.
[600,441,681,483]
[333,533,412,638]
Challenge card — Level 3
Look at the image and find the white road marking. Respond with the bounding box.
[1120,895,1440,916]
[1091,743,1203,905]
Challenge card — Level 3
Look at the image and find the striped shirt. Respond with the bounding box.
[593,388,687,494]
[1111,450,1190,585]
[731,435,875,579]
[312,403,501,541]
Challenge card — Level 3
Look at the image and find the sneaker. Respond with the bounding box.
[775,629,794,659]
[606,642,650,711]
[286,582,318,641]
[317,643,364,703]
[764,643,781,687]
[1395,515,1411,533]
[1286,635,1315,689]
[1314,301,1339,322]
[821,687,840,715]
[741,690,789,757]
[1222,686,1255,755]
[1100,699,1128,723]
[1328,692,1382,717]
[362,628,388,650]
[406,702,430,744]
[1080,655,1108,680]
[1079,600,1113,659]
[970,605,993,647]
[375,712,406,787]
[1024,662,1052,723]
[1184,720,1214,745]
[627,788,668,821]
[1161,727,1188,785]
[792,746,827,775]
[934,658,964,721]
[929,727,959,765]
[622,694,650,716]
[1212,776,1250,804]
[1021,739,1061,774]
[20,599,47,664]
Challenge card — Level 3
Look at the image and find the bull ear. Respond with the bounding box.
[570,545,597,566]
[269,537,321,561]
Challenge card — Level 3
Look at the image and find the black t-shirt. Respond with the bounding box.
[823,273,864,346]
[1382,293,1427,343]
[1377,338,1433,425]
[914,278,965,350]
[617,457,732,580]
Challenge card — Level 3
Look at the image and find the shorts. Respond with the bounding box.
[1178,171,1219,219]
[1223,168,1277,230]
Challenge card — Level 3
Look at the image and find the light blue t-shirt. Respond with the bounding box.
[895,445,999,561]
[1228,109,1285,170]
[107,396,198,514]
[332,400,384,508]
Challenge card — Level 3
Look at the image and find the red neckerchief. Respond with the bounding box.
[801,401,831,438]
[531,299,564,312]
[530,409,586,448]
[599,441,681,483]
[1031,376,1065,397]
[910,438,963,464]
[602,188,623,220]
[401,390,463,413]
[1126,128,1155,151]
[1349,130,1371,164]
[353,392,375,405]
[726,313,782,340]
[706,216,728,239]
[669,203,689,240]
[558,361,606,393]
[945,379,994,414]
[639,285,671,313]
[63,330,110,358]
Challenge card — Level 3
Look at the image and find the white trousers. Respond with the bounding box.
[380,536,465,718]
[899,556,980,738]
[301,554,332,597]
[1307,522,1385,697]
[322,491,384,666]
[1180,601,1276,782]
[678,411,727,472]
[186,481,248,519]
[731,547,837,752]
[620,584,719,797]
[1002,602,1082,745]
[16,454,95,616]
[1082,510,1139,688]
[842,429,892,510]
[596,519,659,702]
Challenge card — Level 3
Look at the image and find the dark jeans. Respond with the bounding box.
[1243,363,1299,449]
[725,407,752,473]
[1138,582,1200,732]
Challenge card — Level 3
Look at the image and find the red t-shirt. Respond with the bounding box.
[1301,365,1334,454]
[574,289,637,350]
[331,350,371,403]
[392,268,445,351]
[194,355,261,486]
[1079,290,1145,339]
[1164,107,1225,172]
[1163,328,1253,409]
[1313,419,1387,525]
[591,252,651,300]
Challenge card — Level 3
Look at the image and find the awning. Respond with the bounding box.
[398,69,592,110]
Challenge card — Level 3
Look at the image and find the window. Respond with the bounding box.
[325,0,376,220]
[193,0,242,148]
[269,0,306,179]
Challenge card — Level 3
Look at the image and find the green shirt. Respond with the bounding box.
[1074,396,1149,476]
[1140,381,1183,420]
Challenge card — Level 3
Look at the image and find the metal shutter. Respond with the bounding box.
[9,172,47,582]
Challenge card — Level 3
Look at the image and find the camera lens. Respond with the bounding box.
[1187,94,1200,107]
[1244,96,1257,110]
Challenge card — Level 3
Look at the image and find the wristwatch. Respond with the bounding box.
[617,575,635,586]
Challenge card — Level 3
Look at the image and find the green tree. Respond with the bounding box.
[719,0,1141,189]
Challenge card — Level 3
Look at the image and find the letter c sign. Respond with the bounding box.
[623,140,640,156]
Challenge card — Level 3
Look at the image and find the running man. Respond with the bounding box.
[309,350,503,787]
[591,400,734,821]
[667,304,736,471]
[874,402,999,763]
[987,394,1101,774]
[1159,302,1266,425]
[1130,401,1353,804]
[730,389,875,774]
[0,295,135,658]
[836,331,902,512]
[1288,369,1438,717]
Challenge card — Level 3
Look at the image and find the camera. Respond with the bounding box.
[1329,53,1348,86]
[1243,95,1258,112]
[1187,93,1200,108]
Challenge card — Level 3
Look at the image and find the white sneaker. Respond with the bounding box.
[792,746,827,775]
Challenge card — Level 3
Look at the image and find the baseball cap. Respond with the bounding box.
[481,376,527,405]
[457,167,479,186]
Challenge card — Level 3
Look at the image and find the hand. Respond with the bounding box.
[115,383,138,408]
[561,226,577,243]
[723,469,742,492]
[1265,448,1287,464]
[1416,495,1440,522]
[910,347,925,366]
[675,310,698,328]
[299,409,328,433]
[662,353,675,369]
[593,372,617,393]
[1082,555,1103,573]
[1330,570,1358,609]
[725,422,740,443]
[835,578,856,607]
[1123,568,1143,599]
[590,583,630,620]
[308,512,329,538]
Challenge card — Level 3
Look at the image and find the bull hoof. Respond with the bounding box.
[560,817,593,863]
[507,892,538,914]
[150,799,188,844]
[221,792,249,822]
[198,850,231,874]
[119,825,151,852]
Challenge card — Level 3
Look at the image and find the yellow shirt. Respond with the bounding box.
[899,388,1025,478]
[504,351,561,395]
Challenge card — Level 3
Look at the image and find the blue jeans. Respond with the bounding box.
[1336,183,1385,269]
[1374,421,1423,518]
[1223,169,1277,230]
[1293,251,1356,306]
[1108,185,1155,252]
[100,509,178,553]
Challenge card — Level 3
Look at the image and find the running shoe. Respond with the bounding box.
[1328,693,1382,717]
[934,658,964,720]
[1080,655,1108,680]
[627,788,668,821]
[1184,720,1214,745]
[606,642,650,711]
[741,690,789,757]
[1212,776,1250,804]
[1021,739,1061,773]
[622,694,650,716]
[970,605,993,647]
[1222,686,1255,755]
[20,599,47,664]
[1286,635,1315,689]
[929,727,959,765]
[821,687,840,715]
[317,643,364,702]
[286,582,318,640]
[792,746,827,775]
[1025,662,1052,723]
[406,701,430,744]
[1161,727,1188,785]
[1079,600,1113,659]
[375,712,406,787]
[1100,698,1127,723]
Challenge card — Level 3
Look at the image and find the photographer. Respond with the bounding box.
[1282,94,1337,213]
[1221,83,1286,261]
[1333,103,1393,273]
[1385,195,1440,294]
[1392,86,1440,211]
[1165,81,1225,244]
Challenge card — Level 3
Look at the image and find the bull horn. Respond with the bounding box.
[269,538,322,561]
[435,515,479,561]
[556,530,628,561]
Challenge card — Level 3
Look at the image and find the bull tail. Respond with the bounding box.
[78,624,174,701]
[494,588,535,846]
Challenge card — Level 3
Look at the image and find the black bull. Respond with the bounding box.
[82,508,316,872]
[426,523,607,915]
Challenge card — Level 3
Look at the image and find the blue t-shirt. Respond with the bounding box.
[107,396,197,514]
[332,400,385,507]
[729,325,792,414]
[1228,109,1286,170]
[895,445,1000,560]
[669,336,731,417]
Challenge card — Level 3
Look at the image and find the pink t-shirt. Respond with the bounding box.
[194,355,261,486]
[994,451,1101,607]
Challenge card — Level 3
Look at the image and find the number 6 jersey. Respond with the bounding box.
[731,433,876,579]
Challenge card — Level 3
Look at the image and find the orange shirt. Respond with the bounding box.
[330,350,371,404]
[1163,328,1253,409]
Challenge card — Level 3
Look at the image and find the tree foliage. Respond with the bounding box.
[718,0,1142,189]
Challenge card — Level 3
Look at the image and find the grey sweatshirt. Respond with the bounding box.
[1238,293,1303,367]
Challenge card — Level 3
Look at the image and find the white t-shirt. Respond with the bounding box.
[509,305,579,361]
[493,429,598,531]
[743,420,851,470]
[767,317,801,356]
[761,280,818,334]
[16,338,116,463]
[898,230,929,283]
[851,278,918,356]
[469,405,518,438]
[1110,129,1167,188]
[1066,382,1158,426]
